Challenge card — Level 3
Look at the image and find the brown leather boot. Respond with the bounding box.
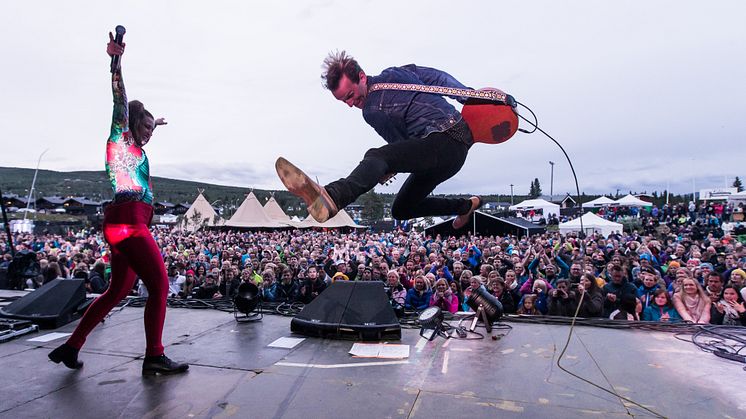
[275,157,338,223]
[452,196,482,229]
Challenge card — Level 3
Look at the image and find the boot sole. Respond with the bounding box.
[142,366,189,376]
[275,157,335,222]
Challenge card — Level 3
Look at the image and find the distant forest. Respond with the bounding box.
[0,167,694,220]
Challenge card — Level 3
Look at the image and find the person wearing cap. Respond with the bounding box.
[698,262,714,285]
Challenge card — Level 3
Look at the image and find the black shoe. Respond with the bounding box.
[48,343,84,370]
[142,354,189,376]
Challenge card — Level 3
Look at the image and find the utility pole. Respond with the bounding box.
[510,184,514,205]
[549,161,555,202]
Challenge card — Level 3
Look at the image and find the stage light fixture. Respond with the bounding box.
[418,306,444,341]
[233,282,262,322]
[466,286,503,333]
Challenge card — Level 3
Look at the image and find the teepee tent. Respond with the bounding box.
[297,209,366,229]
[181,192,220,232]
[225,191,288,229]
[264,196,291,221]
[558,212,623,237]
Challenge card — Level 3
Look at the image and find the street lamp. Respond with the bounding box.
[549,161,555,202]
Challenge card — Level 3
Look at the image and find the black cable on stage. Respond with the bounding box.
[512,102,667,417]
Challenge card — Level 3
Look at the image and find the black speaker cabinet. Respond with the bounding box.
[0,279,87,329]
[291,281,401,341]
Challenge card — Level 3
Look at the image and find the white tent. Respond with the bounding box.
[615,194,651,207]
[181,192,220,232]
[728,191,746,203]
[225,191,288,228]
[582,196,617,208]
[559,212,624,237]
[509,199,560,221]
[297,209,366,229]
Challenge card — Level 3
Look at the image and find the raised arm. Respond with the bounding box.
[107,32,128,142]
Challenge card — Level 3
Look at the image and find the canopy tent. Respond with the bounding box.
[225,191,288,229]
[614,194,651,207]
[424,211,545,238]
[296,209,366,229]
[180,192,220,232]
[728,191,746,203]
[509,199,560,221]
[558,212,623,237]
[581,196,617,208]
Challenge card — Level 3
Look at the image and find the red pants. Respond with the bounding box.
[67,201,167,356]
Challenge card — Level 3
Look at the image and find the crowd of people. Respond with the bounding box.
[2,200,746,326]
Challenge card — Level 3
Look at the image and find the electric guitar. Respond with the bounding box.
[368,83,519,145]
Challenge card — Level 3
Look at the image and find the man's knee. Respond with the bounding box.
[363,147,386,161]
[391,202,413,220]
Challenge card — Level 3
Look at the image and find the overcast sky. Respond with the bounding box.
[1,1,744,200]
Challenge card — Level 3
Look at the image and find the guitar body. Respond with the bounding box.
[461,99,519,145]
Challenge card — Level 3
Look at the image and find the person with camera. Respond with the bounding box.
[548,279,578,317]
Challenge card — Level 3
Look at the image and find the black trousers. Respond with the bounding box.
[325,129,473,220]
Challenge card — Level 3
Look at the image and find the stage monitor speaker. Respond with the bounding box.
[291,281,401,341]
[0,279,87,329]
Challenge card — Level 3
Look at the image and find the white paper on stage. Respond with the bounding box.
[349,343,410,359]
[28,332,71,342]
[268,337,305,349]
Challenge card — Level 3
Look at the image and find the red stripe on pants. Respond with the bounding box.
[67,201,167,357]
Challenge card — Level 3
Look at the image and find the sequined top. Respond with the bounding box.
[105,70,153,204]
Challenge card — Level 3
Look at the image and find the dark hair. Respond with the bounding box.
[581,273,600,293]
[707,271,723,281]
[321,50,363,91]
[652,288,673,308]
[128,100,153,138]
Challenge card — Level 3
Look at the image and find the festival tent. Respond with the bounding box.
[558,212,623,237]
[727,191,746,203]
[614,194,651,207]
[225,191,289,229]
[509,199,560,220]
[180,192,221,232]
[424,211,546,237]
[581,196,617,208]
[296,209,366,229]
[263,195,299,226]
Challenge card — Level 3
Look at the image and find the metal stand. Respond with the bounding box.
[469,304,493,333]
[233,303,263,323]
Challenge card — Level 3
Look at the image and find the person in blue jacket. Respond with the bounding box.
[405,275,432,311]
[642,289,682,322]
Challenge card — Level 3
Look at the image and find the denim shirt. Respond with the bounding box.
[363,64,471,144]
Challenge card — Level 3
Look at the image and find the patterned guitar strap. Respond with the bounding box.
[367,83,512,105]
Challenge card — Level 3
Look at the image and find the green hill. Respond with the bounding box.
[0,166,519,220]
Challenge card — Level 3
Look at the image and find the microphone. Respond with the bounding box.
[110,25,126,73]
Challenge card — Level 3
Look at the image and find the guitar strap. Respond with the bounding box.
[367,82,510,104]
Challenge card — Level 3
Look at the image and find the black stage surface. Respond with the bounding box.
[1,291,745,419]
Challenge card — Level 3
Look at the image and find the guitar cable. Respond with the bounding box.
[511,100,667,418]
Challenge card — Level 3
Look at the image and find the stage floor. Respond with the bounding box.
[1,295,745,418]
